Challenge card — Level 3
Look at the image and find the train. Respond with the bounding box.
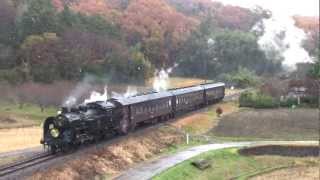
[41,82,225,153]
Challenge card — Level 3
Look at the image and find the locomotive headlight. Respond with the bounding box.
[50,128,60,138]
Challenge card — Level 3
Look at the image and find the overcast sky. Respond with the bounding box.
[215,0,319,16]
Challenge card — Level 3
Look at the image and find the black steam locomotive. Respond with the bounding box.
[41,82,225,153]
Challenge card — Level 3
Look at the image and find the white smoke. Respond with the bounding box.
[123,86,138,97]
[255,14,312,68]
[62,75,95,107]
[153,64,178,92]
[83,86,108,104]
[112,86,138,99]
[216,0,316,69]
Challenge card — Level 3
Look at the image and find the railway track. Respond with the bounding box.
[0,152,56,178]
[0,90,248,179]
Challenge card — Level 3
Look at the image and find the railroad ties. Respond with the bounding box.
[0,152,56,177]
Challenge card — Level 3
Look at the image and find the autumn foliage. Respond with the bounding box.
[1,0,316,86]
[293,16,319,57]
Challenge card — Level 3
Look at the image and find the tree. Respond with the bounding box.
[0,0,17,45]
[57,6,121,38]
[106,44,153,83]
[121,0,198,67]
[224,67,259,88]
[176,15,217,78]
[16,0,59,41]
[18,33,60,83]
[309,55,320,78]
[0,0,17,69]
[293,16,319,58]
[213,30,270,75]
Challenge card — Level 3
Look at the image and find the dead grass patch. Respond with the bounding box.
[30,126,184,180]
[0,114,37,129]
[239,145,319,157]
[251,166,319,180]
[0,127,41,153]
[171,101,239,135]
[213,108,319,140]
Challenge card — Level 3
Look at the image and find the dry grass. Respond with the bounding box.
[0,156,23,166]
[252,166,319,180]
[213,108,319,140]
[153,147,319,180]
[30,126,184,180]
[0,114,37,129]
[0,127,41,153]
[0,103,57,129]
[171,101,239,135]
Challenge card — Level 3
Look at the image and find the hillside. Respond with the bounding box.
[0,0,318,85]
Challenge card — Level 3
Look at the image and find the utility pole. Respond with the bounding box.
[318,80,320,151]
[314,79,320,166]
[206,38,215,84]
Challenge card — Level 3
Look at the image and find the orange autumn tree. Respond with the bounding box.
[293,16,319,57]
[121,0,198,67]
[53,0,121,22]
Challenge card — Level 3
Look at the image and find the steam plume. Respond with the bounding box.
[255,14,312,69]
[62,75,95,107]
[153,64,178,92]
[83,86,108,104]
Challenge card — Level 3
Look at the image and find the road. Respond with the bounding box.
[115,141,318,180]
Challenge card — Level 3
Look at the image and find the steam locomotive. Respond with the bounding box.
[41,83,225,153]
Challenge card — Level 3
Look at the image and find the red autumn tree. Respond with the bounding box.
[121,0,198,67]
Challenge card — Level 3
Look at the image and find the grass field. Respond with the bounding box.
[0,103,58,129]
[0,103,56,152]
[171,101,239,135]
[211,108,319,141]
[153,148,319,180]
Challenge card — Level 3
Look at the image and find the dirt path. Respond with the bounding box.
[115,141,318,180]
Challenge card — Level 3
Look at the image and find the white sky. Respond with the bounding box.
[215,0,319,16]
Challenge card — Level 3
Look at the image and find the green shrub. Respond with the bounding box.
[240,90,319,109]
[0,69,23,84]
[224,67,259,88]
[254,94,278,108]
[301,96,318,107]
[280,98,297,107]
[239,91,278,108]
[239,91,254,107]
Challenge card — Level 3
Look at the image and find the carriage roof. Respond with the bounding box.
[112,91,173,106]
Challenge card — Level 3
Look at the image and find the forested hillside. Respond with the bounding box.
[0,0,318,84]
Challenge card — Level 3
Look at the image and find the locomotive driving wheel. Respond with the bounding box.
[118,118,129,135]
